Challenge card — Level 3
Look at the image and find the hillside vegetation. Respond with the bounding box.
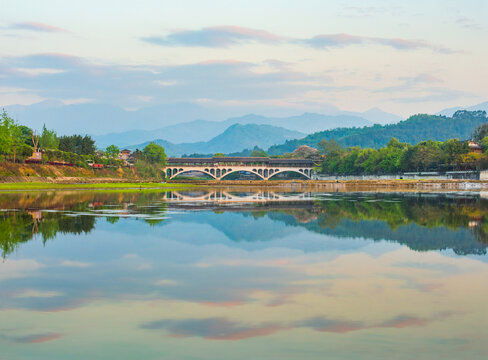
[268,110,487,155]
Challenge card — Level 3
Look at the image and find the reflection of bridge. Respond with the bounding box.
[165,157,315,180]
[165,190,314,204]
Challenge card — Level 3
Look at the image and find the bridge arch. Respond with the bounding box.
[220,169,265,180]
[267,169,311,180]
[169,169,217,180]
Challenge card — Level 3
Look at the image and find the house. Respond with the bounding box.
[468,141,483,154]
[118,149,134,166]
[119,149,132,160]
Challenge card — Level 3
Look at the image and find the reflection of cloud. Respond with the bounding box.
[10,332,64,343]
[141,311,450,341]
[60,260,91,268]
[141,317,287,340]
[299,312,455,334]
[13,290,62,298]
[0,259,42,281]
[154,279,178,286]
[378,315,428,329]
[299,317,365,333]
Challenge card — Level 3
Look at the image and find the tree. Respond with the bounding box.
[318,139,343,156]
[0,109,26,162]
[143,143,166,165]
[18,125,33,146]
[0,109,15,155]
[105,144,120,158]
[472,123,488,142]
[250,148,268,157]
[213,152,225,157]
[59,135,96,155]
[39,124,59,150]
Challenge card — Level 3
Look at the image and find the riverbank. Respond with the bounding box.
[0,182,194,191]
[167,178,488,191]
[0,162,163,183]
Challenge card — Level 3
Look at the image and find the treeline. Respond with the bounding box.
[0,110,167,179]
[317,129,488,175]
[268,110,488,155]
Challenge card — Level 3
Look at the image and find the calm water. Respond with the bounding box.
[1,189,487,360]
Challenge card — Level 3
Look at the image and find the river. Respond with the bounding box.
[1,188,487,359]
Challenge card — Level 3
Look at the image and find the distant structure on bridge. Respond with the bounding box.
[165,157,316,180]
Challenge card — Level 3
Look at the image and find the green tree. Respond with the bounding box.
[59,135,96,155]
[18,125,33,146]
[250,148,268,157]
[0,109,26,161]
[318,139,342,156]
[143,143,166,165]
[0,109,15,155]
[105,144,120,158]
[213,152,225,157]
[39,124,59,150]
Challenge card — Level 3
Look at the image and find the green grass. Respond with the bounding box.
[0,182,196,191]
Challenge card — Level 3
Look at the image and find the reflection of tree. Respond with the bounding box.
[0,191,167,258]
[265,194,488,255]
[0,211,97,258]
[106,216,120,224]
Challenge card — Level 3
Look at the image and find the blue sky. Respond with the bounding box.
[1,0,487,117]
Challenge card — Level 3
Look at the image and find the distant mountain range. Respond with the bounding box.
[4,101,402,144]
[268,110,488,155]
[437,101,488,117]
[95,113,375,148]
[126,124,305,156]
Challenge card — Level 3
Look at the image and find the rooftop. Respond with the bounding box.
[167,157,315,165]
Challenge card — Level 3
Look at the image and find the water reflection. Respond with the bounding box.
[2,190,488,258]
[0,189,487,359]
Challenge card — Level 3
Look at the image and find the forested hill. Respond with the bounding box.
[267,110,487,155]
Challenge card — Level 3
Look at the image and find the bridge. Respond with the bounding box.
[164,157,316,180]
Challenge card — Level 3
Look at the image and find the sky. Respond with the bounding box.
[1,0,487,118]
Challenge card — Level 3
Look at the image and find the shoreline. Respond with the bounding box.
[1,178,488,192]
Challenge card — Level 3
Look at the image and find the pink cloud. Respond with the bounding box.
[141,25,285,48]
[12,22,67,33]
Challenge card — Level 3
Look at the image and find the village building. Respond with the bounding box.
[468,141,483,154]
[118,149,134,166]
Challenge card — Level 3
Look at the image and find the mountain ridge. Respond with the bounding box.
[267,110,488,155]
[126,123,305,156]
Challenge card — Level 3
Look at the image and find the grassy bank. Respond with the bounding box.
[0,161,166,182]
[0,182,194,191]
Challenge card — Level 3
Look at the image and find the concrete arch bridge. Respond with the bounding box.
[165,157,315,180]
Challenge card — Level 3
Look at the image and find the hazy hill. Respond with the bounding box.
[268,110,488,155]
[94,113,373,147]
[5,101,228,135]
[4,101,403,146]
[127,124,304,156]
[223,113,373,134]
[438,101,488,117]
